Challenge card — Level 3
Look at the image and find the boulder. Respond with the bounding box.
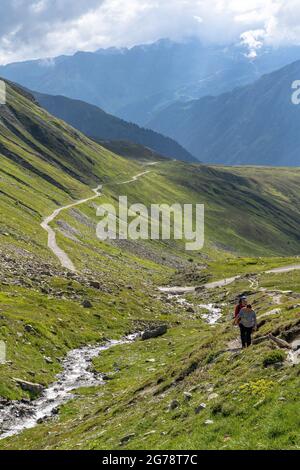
[13,378,44,395]
[141,325,168,340]
[82,300,93,308]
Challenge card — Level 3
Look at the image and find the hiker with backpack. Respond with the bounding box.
[234,303,257,348]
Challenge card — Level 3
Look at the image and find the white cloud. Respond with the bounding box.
[0,0,300,64]
[240,29,265,57]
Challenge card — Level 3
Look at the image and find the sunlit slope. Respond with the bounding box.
[0,81,140,256]
[154,163,300,255]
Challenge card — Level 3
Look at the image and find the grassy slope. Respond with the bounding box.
[0,82,299,449]
[1,271,299,450]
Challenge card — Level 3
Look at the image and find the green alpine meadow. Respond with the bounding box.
[0,80,299,451]
[0,1,300,456]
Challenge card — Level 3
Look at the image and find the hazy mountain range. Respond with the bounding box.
[32,91,196,162]
[2,38,300,127]
[1,38,300,166]
[148,59,300,166]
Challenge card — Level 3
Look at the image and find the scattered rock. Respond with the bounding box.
[24,324,35,333]
[82,300,93,309]
[90,281,101,289]
[37,417,46,425]
[183,392,192,401]
[169,399,180,411]
[44,356,53,364]
[120,433,136,445]
[204,419,214,425]
[186,306,195,313]
[102,374,113,381]
[195,403,206,414]
[144,430,156,437]
[208,393,219,401]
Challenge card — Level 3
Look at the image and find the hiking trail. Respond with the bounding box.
[41,166,156,272]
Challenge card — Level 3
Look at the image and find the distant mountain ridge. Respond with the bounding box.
[148,59,300,166]
[2,38,300,126]
[32,91,197,162]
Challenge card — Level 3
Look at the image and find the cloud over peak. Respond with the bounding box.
[0,0,300,65]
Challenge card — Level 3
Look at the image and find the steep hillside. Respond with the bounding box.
[0,81,144,255]
[148,60,300,166]
[2,39,300,125]
[32,91,196,162]
[97,140,170,162]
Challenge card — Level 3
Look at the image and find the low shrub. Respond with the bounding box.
[263,350,286,367]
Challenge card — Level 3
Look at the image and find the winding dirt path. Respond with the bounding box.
[265,263,300,274]
[41,185,103,272]
[41,166,157,272]
[159,263,300,296]
[159,276,241,295]
[116,169,152,185]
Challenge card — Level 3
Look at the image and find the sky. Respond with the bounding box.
[0,0,300,64]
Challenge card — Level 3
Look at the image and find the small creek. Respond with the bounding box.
[0,335,137,440]
[166,294,223,325]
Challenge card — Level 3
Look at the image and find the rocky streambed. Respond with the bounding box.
[0,335,137,440]
[165,293,223,325]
